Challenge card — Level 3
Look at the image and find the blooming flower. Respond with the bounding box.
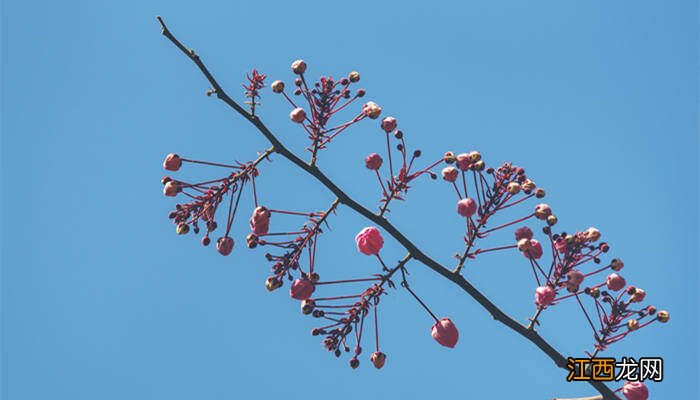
[514,226,533,241]
[362,101,382,119]
[535,286,555,307]
[290,278,315,300]
[522,239,543,259]
[457,198,477,217]
[431,318,459,348]
[163,153,182,171]
[606,273,626,291]
[355,227,384,255]
[365,153,383,170]
[621,381,648,400]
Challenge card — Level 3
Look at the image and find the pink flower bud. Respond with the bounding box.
[514,226,533,241]
[611,258,624,271]
[216,236,234,256]
[163,153,182,171]
[291,59,307,74]
[457,198,477,217]
[522,239,543,259]
[507,182,521,194]
[606,273,626,291]
[348,71,360,83]
[535,286,555,307]
[290,278,315,300]
[622,381,648,400]
[517,238,531,252]
[355,227,384,255]
[534,203,552,220]
[441,167,458,182]
[271,80,285,93]
[630,288,646,303]
[163,181,181,197]
[370,351,386,369]
[656,310,669,323]
[567,269,585,286]
[380,116,397,132]
[362,101,382,119]
[290,107,306,123]
[249,206,271,235]
[365,153,383,170]
[554,236,569,253]
[431,318,459,348]
[456,153,471,171]
[585,227,601,242]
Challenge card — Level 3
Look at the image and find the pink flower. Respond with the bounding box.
[163,181,181,197]
[456,153,471,171]
[381,116,397,132]
[606,273,626,291]
[163,153,182,171]
[535,286,555,307]
[554,236,569,253]
[365,153,383,170]
[630,288,646,303]
[370,352,386,369]
[362,101,382,119]
[217,236,234,256]
[514,226,533,241]
[567,269,585,286]
[290,278,315,300]
[355,227,384,255]
[522,239,543,259]
[431,318,459,348]
[441,167,458,182]
[622,381,648,400]
[457,198,477,217]
[291,59,307,74]
[290,107,306,123]
[249,206,271,235]
[534,203,552,220]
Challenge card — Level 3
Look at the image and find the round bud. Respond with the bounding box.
[444,151,456,164]
[381,117,397,133]
[362,101,382,119]
[365,153,383,170]
[271,80,285,93]
[301,299,316,315]
[348,71,360,82]
[291,59,307,74]
[656,310,670,323]
[265,276,282,292]
[176,223,189,235]
[547,215,558,226]
[370,351,386,369]
[611,258,624,271]
[535,188,546,198]
[290,108,306,123]
[627,319,639,331]
[507,182,521,195]
[441,167,459,182]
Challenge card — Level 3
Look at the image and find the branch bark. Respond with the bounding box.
[155,16,620,400]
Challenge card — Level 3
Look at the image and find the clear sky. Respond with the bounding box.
[2,1,697,399]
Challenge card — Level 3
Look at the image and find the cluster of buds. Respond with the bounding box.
[270,60,379,164]
[364,116,445,215]
[161,149,271,255]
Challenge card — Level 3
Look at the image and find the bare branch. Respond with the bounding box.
[155,16,621,400]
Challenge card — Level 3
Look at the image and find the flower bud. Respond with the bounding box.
[348,71,360,83]
[355,227,384,255]
[522,239,543,259]
[546,215,558,226]
[457,198,477,217]
[301,299,316,315]
[585,227,601,242]
[176,223,189,235]
[606,273,626,291]
[431,318,459,348]
[310,272,320,283]
[381,116,397,132]
[291,59,307,74]
[566,282,579,293]
[163,153,182,171]
[522,179,536,192]
[362,101,382,119]
[656,310,670,323]
[265,276,282,292]
[456,153,471,171]
[370,351,386,369]
[250,206,271,235]
[631,288,646,303]
[589,287,600,298]
[442,151,455,164]
[246,233,259,249]
[271,80,285,93]
[217,236,234,256]
[507,182,521,194]
[290,278,315,300]
[568,269,585,286]
[622,381,648,400]
[514,226,533,241]
[441,167,458,182]
[535,188,546,198]
[349,358,360,369]
[611,258,624,271]
[627,319,639,331]
[517,238,531,252]
[535,286,555,307]
[472,160,485,171]
[163,181,181,197]
[365,153,383,170]
[290,107,306,123]
[202,236,211,246]
[468,151,481,162]
[534,203,552,220]
[161,176,172,185]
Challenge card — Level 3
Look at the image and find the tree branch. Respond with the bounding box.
[155,16,620,400]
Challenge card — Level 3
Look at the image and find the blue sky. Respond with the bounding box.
[2,1,697,399]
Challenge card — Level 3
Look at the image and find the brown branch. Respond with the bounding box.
[155,16,620,400]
